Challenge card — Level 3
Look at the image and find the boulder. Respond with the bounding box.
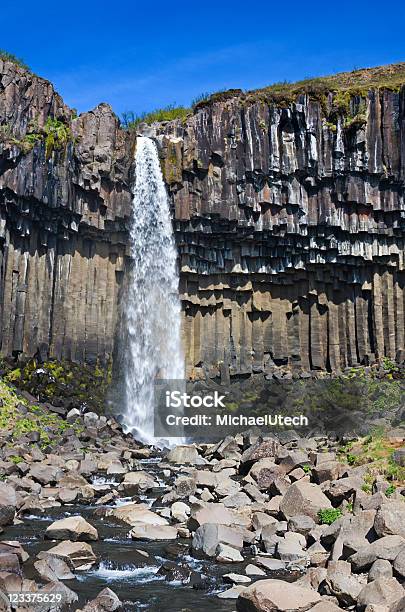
[192,524,243,557]
[368,559,393,582]
[245,563,266,576]
[320,564,362,607]
[171,501,190,523]
[80,588,122,611]
[249,459,284,490]
[188,503,248,530]
[174,475,196,497]
[34,557,75,581]
[357,577,405,610]
[167,445,202,465]
[0,483,16,527]
[240,438,279,469]
[34,581,78,610]
[37,540,97,570]
[254,557,286,571]
[223,492,251,508]
[288,515,316,536]
[120,471,156,495]
[307,602,343,612]
[130,524,178,540]
[107,504,168,527]
[393,547,405,579]
[350,536,405,570]
[0,553,19,573]
[45,516,98,542]
[280,481,332,522]
[216,543,243,563]
[236,579,321,611]
[374,502,405,538]
[29,464,61,485]
[223,573,251,584]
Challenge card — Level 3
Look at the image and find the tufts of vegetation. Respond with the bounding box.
[338,430,405,487]
[318,508,343,525]
[122,104,190,130]
[43,117,72,158]
[0,379,82,450]
[0,116,73,157]
[0,49,30,71]
[1,357,111,414]
[385,484,396,497]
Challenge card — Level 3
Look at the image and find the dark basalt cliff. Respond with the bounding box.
[1,60,404,379]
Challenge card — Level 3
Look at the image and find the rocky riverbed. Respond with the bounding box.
[0,378,404,611]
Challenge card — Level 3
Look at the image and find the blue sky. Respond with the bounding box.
[1,0,404,119]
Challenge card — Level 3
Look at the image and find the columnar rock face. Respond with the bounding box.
[156,86,405,378]
[1,59,404,378]
[0,60,133,364]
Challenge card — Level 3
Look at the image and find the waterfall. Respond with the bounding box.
[121,136,184,444]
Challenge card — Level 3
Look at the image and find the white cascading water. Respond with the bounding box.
[121,136,184,444]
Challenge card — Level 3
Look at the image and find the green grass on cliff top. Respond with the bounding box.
[0,49,29,71]
[197,62,405,110]
[124,62,405,127]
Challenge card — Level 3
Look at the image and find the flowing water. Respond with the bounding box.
[121,136,184,444]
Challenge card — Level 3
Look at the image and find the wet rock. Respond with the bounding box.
[218,585,247,599]
[37,540,97,570]
[0,553,19,573]
[0,483,16,526]
[216,543,243,563]
[245,563,266,576]
[0,541,28,563]
[120,471,156,495]
[170,501,190,522]
[45,516,98,541]
[223,573,251,584]
[192,523,243,556]
[167,445,202,465]
[188,502,247,530]
[157,560,192,583]
[34,557,75,581]
[79,587,122,611]
[130,524,178,540]
[107,504,169,527]
[36,581,79,611]
[236,578,321,611]
[280,481,332,521]
[174,475,197,497]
